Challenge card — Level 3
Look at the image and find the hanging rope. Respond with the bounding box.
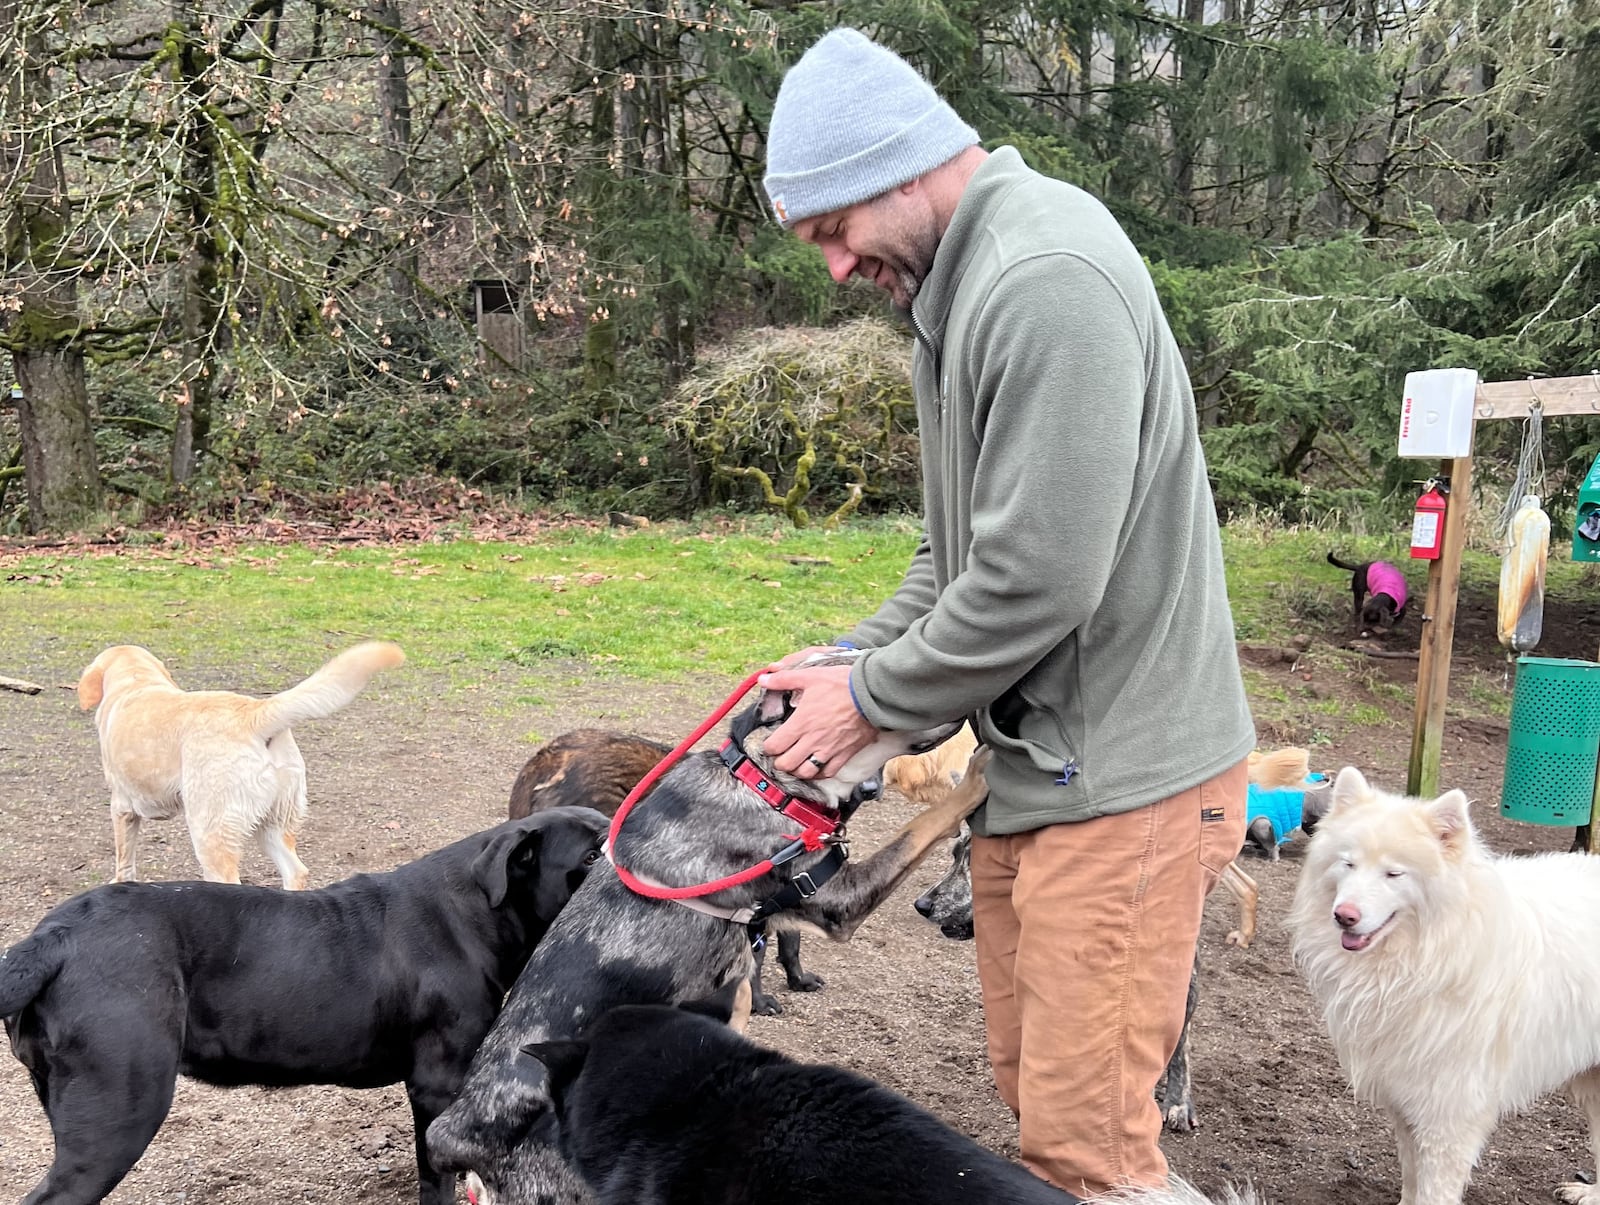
[1494,396,1546,549]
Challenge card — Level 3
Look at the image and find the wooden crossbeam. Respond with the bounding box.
[1476,374,1600,420]
[1407,371,1599,800]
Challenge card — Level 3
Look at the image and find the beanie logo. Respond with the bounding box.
[772,196,788,222]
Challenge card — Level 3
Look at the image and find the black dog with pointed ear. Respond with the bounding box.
[519,987,1081,1205]
[1,807,609,1205]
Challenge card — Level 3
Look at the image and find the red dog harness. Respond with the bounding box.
[604,671,851,928]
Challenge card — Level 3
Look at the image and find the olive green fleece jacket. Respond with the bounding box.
[845,146,1255,836]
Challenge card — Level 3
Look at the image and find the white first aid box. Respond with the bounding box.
[1398,368,1479,459]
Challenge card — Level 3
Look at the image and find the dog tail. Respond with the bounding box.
[1247,747,1310,789]
[0,927,68,1016]
[249,641,406,737]
[1326,550,1361,572]
[1091,1178,1266,1205]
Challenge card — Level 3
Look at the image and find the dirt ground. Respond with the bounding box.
[2,590,1598,1205]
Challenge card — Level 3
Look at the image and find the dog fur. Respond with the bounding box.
[1326,552,1407,632]
[0,807,609,1205]
[515,993,1263,1205]
[884,721,979,804]
[77,641,405,888]
[506,727,822,1015]
[524,988,1083,1204]
[1290,766,1600,1205]
[425,651,980,1202]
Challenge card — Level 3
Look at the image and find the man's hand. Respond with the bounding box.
[767,644,848,672]
[758,663,877,779]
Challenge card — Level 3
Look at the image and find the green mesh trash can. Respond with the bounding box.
[1500,657,1600,826]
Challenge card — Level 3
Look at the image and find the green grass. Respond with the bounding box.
[0,517,928,680]
[4,514,1590,689]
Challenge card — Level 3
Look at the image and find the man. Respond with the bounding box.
[754,27,1255,1198]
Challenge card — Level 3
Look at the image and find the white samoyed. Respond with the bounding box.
[1290,766,1600,1205]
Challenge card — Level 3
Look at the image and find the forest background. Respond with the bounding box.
[2,0,1596,535]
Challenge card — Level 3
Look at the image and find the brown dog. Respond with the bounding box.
[884,722,978,804]
[77,641,405,888]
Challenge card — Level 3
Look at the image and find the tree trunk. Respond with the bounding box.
[0,0,101,530]
[1171,0,1209,221]
[171,7,222,485]
[582,17,619,395]
[369,0,418,307]
[13,354,100,529]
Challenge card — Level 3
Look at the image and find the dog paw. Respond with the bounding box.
[1555,1181,1600,1205]
[1162,1101,1199,1133]
[1226,929,1252,948]
[751,992,784,1017]
[948,746,992,811]
[786,971,825,993]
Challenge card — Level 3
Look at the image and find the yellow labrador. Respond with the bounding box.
[77,641,405,888]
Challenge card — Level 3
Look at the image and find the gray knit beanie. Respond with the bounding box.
[763,28,979,228]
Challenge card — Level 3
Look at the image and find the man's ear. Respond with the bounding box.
[519,1039,590,1093]
[472,825,541,908]
[678,980,743,1025]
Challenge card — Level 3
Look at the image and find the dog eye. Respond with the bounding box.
[1384,869,1405,879]
[583,848,602,865]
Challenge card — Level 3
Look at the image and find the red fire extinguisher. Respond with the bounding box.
[1411,482,1448,560]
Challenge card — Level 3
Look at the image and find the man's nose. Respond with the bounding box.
[821,243,858,283]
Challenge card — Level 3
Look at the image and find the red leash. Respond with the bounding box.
[607,667,831,901]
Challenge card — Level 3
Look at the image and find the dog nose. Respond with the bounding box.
[914,894,934,918]
[1333,903,1361,929]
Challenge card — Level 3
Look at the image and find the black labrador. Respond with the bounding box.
[0,806,608,1205]
[523,989,1082,1205]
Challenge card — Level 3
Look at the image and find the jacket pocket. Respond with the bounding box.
[976,653,1082,790]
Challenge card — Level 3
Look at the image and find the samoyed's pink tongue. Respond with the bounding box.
[1341,930,1372,951]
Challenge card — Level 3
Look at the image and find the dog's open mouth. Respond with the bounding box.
[1340,914,1394,952]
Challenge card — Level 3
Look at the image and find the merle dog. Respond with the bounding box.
[1326,551,1408,631]
[426,652,984,1203]
[524,988,1080,1204]
[0,807,608,1205]
[507,727,821,1014]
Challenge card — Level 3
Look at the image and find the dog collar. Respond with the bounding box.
[718,739,842,838]
[602,839,849,927]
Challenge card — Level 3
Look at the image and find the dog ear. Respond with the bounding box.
[1328,766,1371,815]
[754,689,791,725]
[77,654,108,710]
[519,1040,590,1092]
[1425,788,1473,858]
[677,979,743,1025]
[472,825,542,908]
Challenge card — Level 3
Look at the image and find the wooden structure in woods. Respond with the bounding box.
[1408,373,1600,801]
[469,279,526,371]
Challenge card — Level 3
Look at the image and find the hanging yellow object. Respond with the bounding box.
[1498,494,1550,652]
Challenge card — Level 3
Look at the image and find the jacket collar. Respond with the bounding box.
[909,146,1028,358]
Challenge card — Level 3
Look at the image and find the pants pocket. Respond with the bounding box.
[1195,758,1249,876]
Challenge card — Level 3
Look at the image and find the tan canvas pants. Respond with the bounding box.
[969,758,1248,1197]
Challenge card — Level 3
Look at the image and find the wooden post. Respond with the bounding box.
[1402,373,1600,799]
[1406,452,1475,797]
